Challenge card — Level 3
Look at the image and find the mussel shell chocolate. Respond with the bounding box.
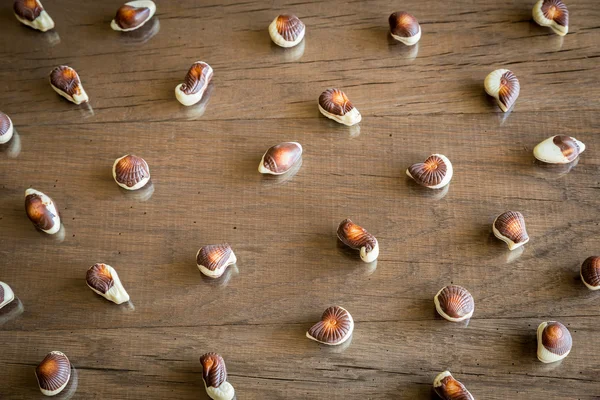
[337,218,379,263]
[269,14,306,48]
[0,281,16,310]
[112,154,150,190]
[492,211,529,250]
[388,12,421,46]
[580,256,600,290]
[433,371,475,400]
[49,66,89,105]
[484,69,520,112]
[25,188,61,235]
[434,285,474,322]
[533,135,585,164]
[258,142,303,175]
[86,263,130,304]
[0,111,14,144]
[175,61,214,106]
[35,351,71,396]
[13,0,55,32]
[306,306,354,346]
[533,0,568,36]
[111,1,157,32]
[196,244,237,278]
[318,88,362,126]
[406,154,453,189]
[537,321,572,363]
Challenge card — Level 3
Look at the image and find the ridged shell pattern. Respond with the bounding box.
[200,353,227,388]
[25,192,56,231]
[114,4,151,30]
[434,372,475,400]
[494,211,528,245]
[436,285,474,320]
[497,70,520,111]
[0,112,11,137]
[276,15,305,42]
[86,263,114,294]
[581,256,600,288]
[319,89,354,116]
[50,66,82,97]
[388,12,419,37]
[36,351,71,394]
[14,0,42,21]
[261,142,302,174]
[541,0,568,27]
[553,135,581,162]
[408,155,448,187]
[542,322,572,355]
[308,306,353,344]
[337,218,376,253]
[181,62,213,95]
[113,155,150,188]
[197,244,233,272]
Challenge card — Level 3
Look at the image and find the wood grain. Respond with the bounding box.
[1,0,600,399]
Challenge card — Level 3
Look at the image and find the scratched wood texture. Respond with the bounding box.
[1,0,600,399]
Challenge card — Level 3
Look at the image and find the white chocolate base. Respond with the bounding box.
[25,188,61,235]
[537,321,571,363]
[50,83,89,105]
[15,6,55,32]
[268,17,305,48]
[112,155,151,190]
[0,115,13,144]
[484,69,511,112]
[37,351,70,396]
[492,216,529,251]
[111,1,157,32]
[306,307,354,346]
[0,281,15,309]
[434,287,474,322]
[204,380,235,400]
[86,264,130,304]
[405,154,453,189]
[533,0,568,36]
[360,239,379,263]
[318,104,361,126]
[390,26,421,46]
[197,250,237,279]
[533,135,585,164]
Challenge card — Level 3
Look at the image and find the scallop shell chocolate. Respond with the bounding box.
[533,135,585,164]
[49,66,89,105]
[318,88,361,126]
[406,154,453,189]
[533,0,569,36]
[269,14,305,48]
[175,61,213,106]
[258,142,303,175]
[493,211,529,250]
[196,244,237,278]
[200,353,235,400]
[25,188,61,235]
[0,111,14,144]
[86,263,130,304]
[580,256,600,290]
[0,281,16,310]
[434,285,474,322]
[111,1,156,32]
[484,69,520,112]
[13,0,55,32]
[537,321,572,363]
[112,154,150,190]
[307,306,354,346]
[433,371,475,400]
[35,351,71,396]
[337,218,379,263]
[389,12,421,46]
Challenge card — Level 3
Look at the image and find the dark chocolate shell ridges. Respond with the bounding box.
[0,112,11,137]
[181,62,213,95]
[581,256,600,288]
[498,70,520,111]
[319,89,354,116]
[86,263,114,294]
[14,0,43,21]
[115,5,151,30]
[553,135,581,162]
[308,306,352,344]
[276,14,305,42]
[494,211,528,243]
[262,142,302,174]
[388,12,419,37]
[434,373,474,400]
[408,155,448,187]
[199,352,227,388]
[25,193,56,231]
[50,66,81,97]
[114,155,150,187]
[541,0,568,26]
[436,285,474,319]
[36,351,71,394]
[196,244,234,271]
[337,218,376,253]
[542,322,572,355]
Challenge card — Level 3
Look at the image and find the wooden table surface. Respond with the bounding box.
[1,0,599,399]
